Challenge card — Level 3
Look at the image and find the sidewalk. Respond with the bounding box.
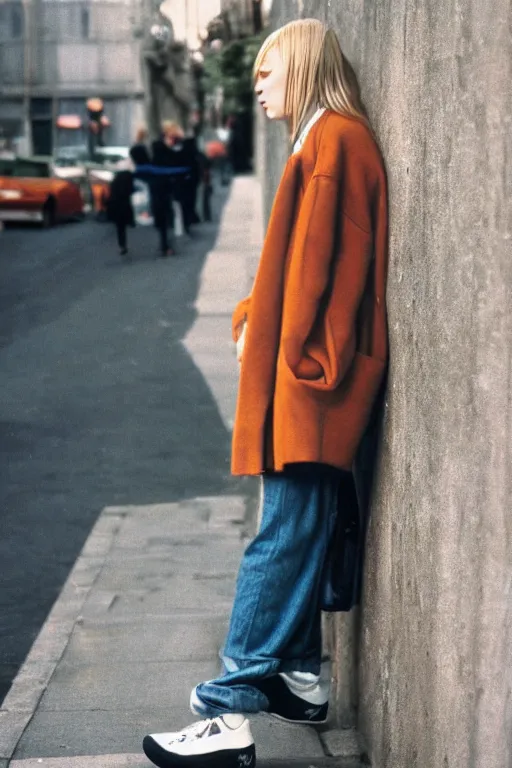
[0,178,361,768]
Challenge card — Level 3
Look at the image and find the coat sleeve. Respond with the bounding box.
[232,296,251,342]
[281,173,373,391]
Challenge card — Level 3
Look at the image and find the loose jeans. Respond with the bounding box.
[194,464,339,716]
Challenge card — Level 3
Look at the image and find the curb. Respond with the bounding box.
[0,507,126,762]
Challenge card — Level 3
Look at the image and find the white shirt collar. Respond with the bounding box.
[293,107,326,154]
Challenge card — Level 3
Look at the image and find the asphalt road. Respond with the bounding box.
[0,198,246,704]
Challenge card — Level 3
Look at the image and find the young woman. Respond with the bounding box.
[143,18,388,768]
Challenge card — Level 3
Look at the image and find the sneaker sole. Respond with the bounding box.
[143,736,256,768]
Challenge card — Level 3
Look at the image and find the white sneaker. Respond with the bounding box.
[142,714,255,768]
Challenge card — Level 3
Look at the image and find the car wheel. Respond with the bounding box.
[42,199,56,228]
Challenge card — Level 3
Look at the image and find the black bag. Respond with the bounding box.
[320,470,362,612]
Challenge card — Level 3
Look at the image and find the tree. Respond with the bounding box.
[202,32,265,117]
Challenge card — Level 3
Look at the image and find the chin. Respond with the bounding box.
[265,108,284,121]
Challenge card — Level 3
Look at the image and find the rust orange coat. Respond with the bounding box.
[231,110,388,476]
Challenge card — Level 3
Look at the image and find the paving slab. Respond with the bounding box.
[62,616,229,665]
[110,505,248,552]
[96,541,245,578]
[320,728,361,760]
[11,758,147,768]
[1,661,56,713]
[13,709,193,758]
[14,711,327,761]
[79,574,236,620]
[250,715,326,759]
[10,757,350,768]
[38,661,219,712]
[0,711,32,760]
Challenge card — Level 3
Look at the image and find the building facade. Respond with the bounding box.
[219,0,272,39]
[0,0,146,156]
[158,0,221,50]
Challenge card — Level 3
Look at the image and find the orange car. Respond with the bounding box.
[88,168,112,217]
[0,156,84,227]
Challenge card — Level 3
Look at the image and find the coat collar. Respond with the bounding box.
[293,107,326,154]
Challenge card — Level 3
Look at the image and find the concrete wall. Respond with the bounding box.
[260,2,512,766]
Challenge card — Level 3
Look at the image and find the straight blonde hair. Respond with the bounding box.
[161,120,184,139]
[135,124,148,143]
[254,19,370,144]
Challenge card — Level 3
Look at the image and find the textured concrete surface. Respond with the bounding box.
[322,612,358,728]
[320,728,361,761]
[263,3,512,767]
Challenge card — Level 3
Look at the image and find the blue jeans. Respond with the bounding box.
[193,464,340,716]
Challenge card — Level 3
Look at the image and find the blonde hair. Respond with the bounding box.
[161,120,184,139]
[135,124,148,143]
[254,19,369,143]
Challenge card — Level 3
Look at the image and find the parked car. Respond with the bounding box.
[93,146,130,169]
[54,145,89,169]
[87,168,113,219]
[0,156,84,226]
[53,150,93,212]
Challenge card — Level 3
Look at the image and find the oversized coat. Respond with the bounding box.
[231,110,388,476]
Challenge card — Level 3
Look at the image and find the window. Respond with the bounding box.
[81,7,89,39]
[11,5,23,38]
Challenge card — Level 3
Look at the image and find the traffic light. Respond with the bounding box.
[86,97,105,157]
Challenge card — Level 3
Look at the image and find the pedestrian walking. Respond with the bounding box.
[129,125,151,167]
[106,167,135,260]
[200,152,213,222]
[215,120,232,185]
[151,121,189,256]
[180,134,202,228]
[143,18,389,768]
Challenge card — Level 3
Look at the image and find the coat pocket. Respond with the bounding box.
[321,351,387,465]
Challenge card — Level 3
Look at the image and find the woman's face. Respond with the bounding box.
[254,47,287,121]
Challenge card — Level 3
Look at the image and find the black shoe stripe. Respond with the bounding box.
[254,675,329,723]
[142,735,256,768]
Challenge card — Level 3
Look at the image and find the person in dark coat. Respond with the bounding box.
[129,125,151,166]
[130,125,156,226]
[151,120,189,256]
[180,135,201,228]
[199,151,213,222]
[106,168,135,259]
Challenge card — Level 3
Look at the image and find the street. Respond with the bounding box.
[0,199,247,705]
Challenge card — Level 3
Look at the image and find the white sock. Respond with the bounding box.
[222,713,246,729]
[281,670,320,689]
